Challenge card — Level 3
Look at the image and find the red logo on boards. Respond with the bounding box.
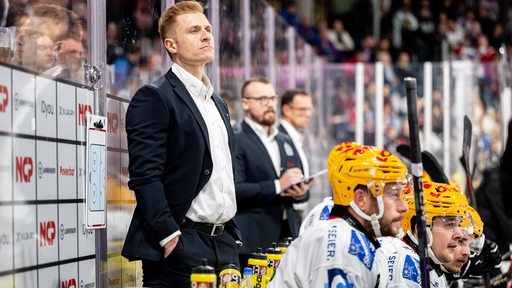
[77,103,92,126]
[0,85,8,112]
[108,112,118,133]
[40,221,56,246]
[61,278,77,288]
[15,157,33,183]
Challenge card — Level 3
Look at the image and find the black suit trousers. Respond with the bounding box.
[141,227,239,287]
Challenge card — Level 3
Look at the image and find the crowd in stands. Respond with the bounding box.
[279,0,511,64]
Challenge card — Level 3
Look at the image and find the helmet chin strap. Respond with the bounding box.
[349,195,385,237]
[407,227,433,248]
[408,228,442,265]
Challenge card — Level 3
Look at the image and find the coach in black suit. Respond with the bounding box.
[121,2,240,287]
[234,77,311,267]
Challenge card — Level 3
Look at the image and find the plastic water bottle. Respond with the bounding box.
[265,243,283,279]
[277,237,293,254]
[240,267,253,288]
[247,248,268,288]
[219,263,241,288]
[190,258,216,288]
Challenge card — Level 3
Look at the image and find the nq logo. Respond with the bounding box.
[0,85,8,112]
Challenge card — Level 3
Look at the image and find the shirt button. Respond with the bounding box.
[204,169,210,175]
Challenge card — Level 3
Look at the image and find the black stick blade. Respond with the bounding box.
[421,151,449,184]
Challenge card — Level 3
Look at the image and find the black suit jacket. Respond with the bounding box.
[278,124,304,170]
[122,68,238,261]
[234,121,304,255]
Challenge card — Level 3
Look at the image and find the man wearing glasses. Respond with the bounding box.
[234,77,311,268]
[278,89,314,217]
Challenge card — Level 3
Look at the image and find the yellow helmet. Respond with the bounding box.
[402,180,468,232]
[467,206,483,237]
[328,142,408,206]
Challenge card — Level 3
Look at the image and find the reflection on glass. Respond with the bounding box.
[6,3,86,83]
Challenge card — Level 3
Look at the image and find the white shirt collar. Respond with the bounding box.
[172,63,213,100]
[281,119,304,144]
[245,117,278,139]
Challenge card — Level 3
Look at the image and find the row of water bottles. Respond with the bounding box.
[190,238,292,288]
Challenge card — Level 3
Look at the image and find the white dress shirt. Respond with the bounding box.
[171,63,237,224]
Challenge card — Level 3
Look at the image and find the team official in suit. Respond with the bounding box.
[278,89,314,215]
[234,77,312,267]
[121,2,240,287]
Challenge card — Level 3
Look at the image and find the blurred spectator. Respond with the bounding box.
[391,0,418,58]
[477,34,496,62]
[445,18,464,52]
[279,1,299,29]
[106,20,123,65]
[111,42,141,91]
[417,1,436,61]
[489,23,504,50]
[394,51,414,84]
[297,14,319,46]
[357,34,376,62]
[477,1,497,36]
[377,50,397,86]
[315,20,338,62]
[327,19,355,59]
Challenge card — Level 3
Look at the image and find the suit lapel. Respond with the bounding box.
[212,94,236,155]
[165,70,210,149]
[242,121,278,177]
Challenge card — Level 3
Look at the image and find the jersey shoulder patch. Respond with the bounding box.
[348,229,376,270]
[402,254,420,284]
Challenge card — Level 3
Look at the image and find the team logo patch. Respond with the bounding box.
[319,205,332,220]
[326,268,354,288]
[284,142,295,156]
[402,254,420,284]
[348,230,376,270]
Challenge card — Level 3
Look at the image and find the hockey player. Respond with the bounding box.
[268,142,409,287]
[379,181,469,287]
[444,205,502,286]
[298,196,333,235]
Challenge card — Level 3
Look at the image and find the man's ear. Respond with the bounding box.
[353,187,369,211]
[282,104,291,117]
[164,38,177,53]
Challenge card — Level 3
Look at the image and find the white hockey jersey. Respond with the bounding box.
[298,197,334,236]
[378,236,449,288]
[268,218,381,288]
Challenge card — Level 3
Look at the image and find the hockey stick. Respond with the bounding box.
[396,145,449,184]
[460,115,477,209]
[404,77,430,288]
[421,151,449,184]
[459,115,491,288]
